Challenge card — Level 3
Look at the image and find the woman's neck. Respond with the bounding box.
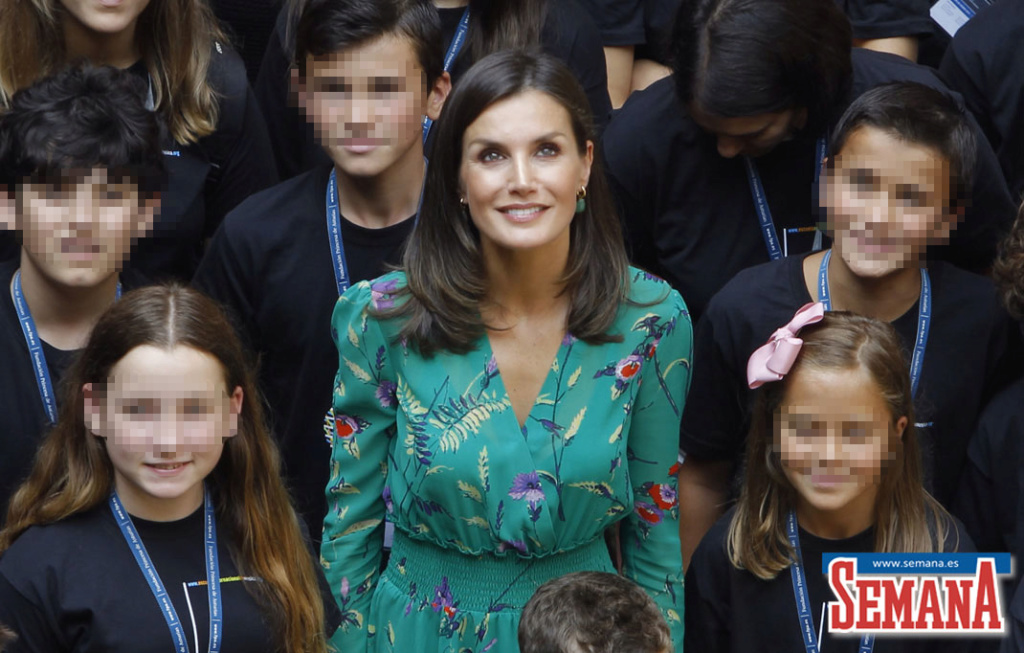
[62,13,140,69]
[795,490,877,540]
[433,0,470,8]
[803,249,922,322]
[481,239,570,326]
[16,252,120,350]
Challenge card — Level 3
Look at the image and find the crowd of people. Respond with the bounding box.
[0,0,1023,651]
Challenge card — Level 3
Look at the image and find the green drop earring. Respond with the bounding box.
[575,186,587,214]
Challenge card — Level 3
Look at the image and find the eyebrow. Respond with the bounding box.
[466,131,569,148]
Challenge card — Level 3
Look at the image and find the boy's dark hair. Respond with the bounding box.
[0,64,165,196]
[671,0,853,135]
[827,82,977,211]
[519,572,672,653]
[294,0,444,87]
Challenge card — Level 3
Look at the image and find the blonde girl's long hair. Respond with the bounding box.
[727,312,954,580]
[0,0,225,144]
[0,284,328,653]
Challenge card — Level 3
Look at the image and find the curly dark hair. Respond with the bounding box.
[993,200,1024,321]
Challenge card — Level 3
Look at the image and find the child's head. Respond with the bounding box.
[292,0,449,179]
[822,82,976,278]
[0,64,163,289]
[1,284,328,653]
[731,308,947,578]
[519,571,672,653]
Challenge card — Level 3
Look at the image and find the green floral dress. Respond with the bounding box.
[321,268,692,653]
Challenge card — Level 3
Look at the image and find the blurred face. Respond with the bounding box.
[18,167,156,289]
[776,365,906,530]
[459,90,593,256]
[85,345,243,521]
[298,35,447,179]
[58,0,153,38]
[824,126,956,278]
[689,104,807,158]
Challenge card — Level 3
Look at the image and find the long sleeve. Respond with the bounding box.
[619,288,692,648]
[321,279,399,652]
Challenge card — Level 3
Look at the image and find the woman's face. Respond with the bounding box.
[58,0,153,40]
[458,89,593,257]
[776,365,906,531]
[85,345,243,521]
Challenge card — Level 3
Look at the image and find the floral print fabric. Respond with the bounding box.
[321,269,692,652]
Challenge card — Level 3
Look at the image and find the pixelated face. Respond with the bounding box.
[18,167,156,288]
[58,0,153,37]
[776,365,906,524]
[459,90,593,255]
[299,34,439,179]
[688,104,807,158]
[85,345,243,520]
[823,125,955,278]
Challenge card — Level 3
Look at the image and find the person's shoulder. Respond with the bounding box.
[951,0,1024,49]
[205,40,250,99]
[604,77,695,148]
[335,271,409,317]
[218,166,328,235]
[625,267,691,320]
[851,48,951,95]
[705,256,801,319]
[929,260,1000,309]
[0,508,110,575]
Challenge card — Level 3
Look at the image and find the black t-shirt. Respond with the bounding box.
[255,0,612,181]
[192,165,414,542]
[839,0,933,40]
[0,503,340,652]
[0,259,148,518]
[686,508,976,653]
[602,47,1016,325]
[939,0,1024,202]
[678,252,1021,507]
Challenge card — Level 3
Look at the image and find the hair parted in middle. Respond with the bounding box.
[380,48,630,356]
[727,312,954,580]
[0,284,329,653]
[671,0,853,134]
[519,571,673,653]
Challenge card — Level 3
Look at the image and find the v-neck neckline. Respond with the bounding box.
[480,330,569,431]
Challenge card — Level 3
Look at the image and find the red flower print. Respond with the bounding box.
[334,414,367,438]
[634,501,663,524]
[647,483,677,510]
[668,461,682,476]
[615,355,643,382]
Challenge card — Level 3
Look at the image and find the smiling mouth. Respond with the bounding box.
[145,462,190,472]
[500,206,547,222]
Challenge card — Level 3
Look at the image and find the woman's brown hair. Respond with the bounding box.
[0,0,225,144]
[0,285,328,653]
[727,312,953,580]
[384,49,630,355]
[993,199,1024,321]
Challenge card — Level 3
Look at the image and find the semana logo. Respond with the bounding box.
[823,553,1011,635]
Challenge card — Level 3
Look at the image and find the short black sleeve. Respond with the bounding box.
[839,0,933,40]
[570,0,645,46]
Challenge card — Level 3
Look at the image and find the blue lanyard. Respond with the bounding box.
[110,486,223,653]
[12,270,121,424]
[422,5,470,144]
[817,250,931,397]
[745,136,827,261]
[326,168,352,296]
[787,511,874,653]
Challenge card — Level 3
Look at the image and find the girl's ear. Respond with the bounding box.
[894,415,909,442]
[83,383,103,436]
[225,386,244,438]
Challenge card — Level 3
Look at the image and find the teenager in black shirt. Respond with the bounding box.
[0,286,340,652]
[0,66,163,518]
[255,0,610,180]
[194,0,450,542]
[940,0,1024,203]
[603,0,1015,326]
[686,310,976,653]
[0,0,278,281]
[677,83,1020,566]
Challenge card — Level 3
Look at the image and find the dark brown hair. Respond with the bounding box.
[0,284,328,653]
[728,312,952,579]
[463,0,547,66]
[383,49,629,355]
[993,199,1024,321]
[519,571,672,653]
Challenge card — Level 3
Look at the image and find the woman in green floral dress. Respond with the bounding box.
[321,50,692,653]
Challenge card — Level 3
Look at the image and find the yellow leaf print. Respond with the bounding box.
[563,407,586,443]
[461,516,490,528]
[347,323,359,347]
[397,377,428,420]
[568,366,582,388]
[340,519,381,536]
[608,424,623,443]
[458,481,483,503]
[666,609,681,623]
[344,357,372,383]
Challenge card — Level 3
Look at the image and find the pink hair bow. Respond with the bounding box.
[746,302,826,389]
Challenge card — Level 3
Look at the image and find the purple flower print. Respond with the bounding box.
[431,577,457,618]
[370,278,399,310]
[509,472,545,504]
[485,355,499,376]
[376,380,397,408]
[614,354,644,382]
[382,486,394,514]
[562,333,577,347]
[497,539,528,554]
